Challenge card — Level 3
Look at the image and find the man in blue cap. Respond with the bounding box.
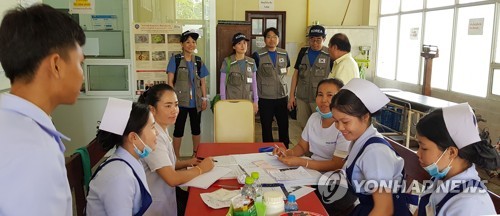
[288,25,333,128]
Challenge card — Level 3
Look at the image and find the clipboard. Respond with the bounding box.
[261,183,289,199]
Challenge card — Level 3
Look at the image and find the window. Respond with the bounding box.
[377,1,498,99]
[380,0,400,15]
[396,13,422,84]
[427,0,454,8]
[493,70,500,96]
[423,9,454,90]
[401,0,423,12]
[176,0,203,20]
[376,16,398,80]
[452,4,494,97]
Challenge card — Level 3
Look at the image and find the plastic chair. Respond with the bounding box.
[214,99,255,143]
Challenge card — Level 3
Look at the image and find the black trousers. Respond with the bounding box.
[258,97,290,148]
[173,107,202,137]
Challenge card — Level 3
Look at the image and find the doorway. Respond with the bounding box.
[245,11,286,54]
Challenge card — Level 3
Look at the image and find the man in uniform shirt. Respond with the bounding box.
[288,25,333,128]
[0,4,85,215]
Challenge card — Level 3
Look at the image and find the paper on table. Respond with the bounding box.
[213,155,238,166]
[180,167,232,189]
[200,188,240,209]
[286,186,316,200]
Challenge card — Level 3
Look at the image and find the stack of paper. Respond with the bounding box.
[180,167,232,189]
[200,188,241,209]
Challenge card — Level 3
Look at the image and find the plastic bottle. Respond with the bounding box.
[251,172,262,198]
[263,191,285,216]
[284,194,299,212]
[241,176,257,200]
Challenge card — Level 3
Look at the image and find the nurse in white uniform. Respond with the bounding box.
[137,84,214,216]
[415,103,498,216]
[274,78,349,171]
[330,78,413,216]
[86,98,157,216]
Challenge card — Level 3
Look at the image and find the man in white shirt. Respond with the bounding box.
[327,33,360,83]
[0,4,85,216]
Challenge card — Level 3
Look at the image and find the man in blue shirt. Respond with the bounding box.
[0,4,85,215]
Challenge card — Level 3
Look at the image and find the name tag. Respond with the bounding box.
[247,66,252,72]
[318,58,326,63]
[247,77,253,83]
[280,68,287,74]
[278,58,285,63]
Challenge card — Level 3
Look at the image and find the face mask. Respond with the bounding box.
[133,135,153,158]
[316,106,332,119]
[423,148,454,179]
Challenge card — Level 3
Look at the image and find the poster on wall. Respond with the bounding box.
[133,23,182,95]
[69,0,95,14]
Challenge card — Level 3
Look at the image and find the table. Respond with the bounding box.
[383,90,457,147]
[185,142,328,216]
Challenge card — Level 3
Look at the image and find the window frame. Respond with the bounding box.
[377,0,500,101]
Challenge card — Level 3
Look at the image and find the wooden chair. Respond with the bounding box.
[214,99,255,143]
[384,136,500,214]
[66,138,108,216]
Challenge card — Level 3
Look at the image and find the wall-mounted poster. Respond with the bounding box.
[133,23,182,95]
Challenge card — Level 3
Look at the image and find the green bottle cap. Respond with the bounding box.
[245,176,254,184]
[251,172,259,179]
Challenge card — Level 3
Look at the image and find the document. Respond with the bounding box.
[200,188,240,209]
[180,167,232,189]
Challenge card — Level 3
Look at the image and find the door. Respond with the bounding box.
[216,21,251,93]
[245,11,286,54]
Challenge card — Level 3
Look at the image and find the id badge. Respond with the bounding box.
[247,77,253,83]
[280,68,287,74]
[190,90,193,100]
[278,58,285,63]
[247,66,252,72]
[318,58,326,64]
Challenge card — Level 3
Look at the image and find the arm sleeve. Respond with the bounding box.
[252,71,258,103]
[252,52,260,66]
[142,141,173,172]
[166,56,176,73]
[359,145,404,184]
[199,61,209,78]
[220,72,226,100]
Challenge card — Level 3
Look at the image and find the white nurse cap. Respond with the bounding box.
[442,103,481,149]
[99,98,133,135]
[341,78,390,113]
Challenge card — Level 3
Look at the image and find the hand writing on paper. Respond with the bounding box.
[277,156,303,167]
[197,157,215,174]
[272,145,287,157]
[186,157,201,166]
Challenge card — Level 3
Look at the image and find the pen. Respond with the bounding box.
[196,157,218,162]
[217,184,240,189]
[274,144,286,156]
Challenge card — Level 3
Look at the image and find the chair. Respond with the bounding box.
[66,138,108,216]
[214,99,254,143]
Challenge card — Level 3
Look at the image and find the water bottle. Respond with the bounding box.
[251,172,262,198]
[241,176,257,200]
[284,194,299,212]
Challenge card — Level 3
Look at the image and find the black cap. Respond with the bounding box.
[232,33,250,46]
[180,30,199,42]
[308,25,326,37]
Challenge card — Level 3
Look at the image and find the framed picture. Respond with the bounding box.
[252,19,263,35]
[266,19,277,29]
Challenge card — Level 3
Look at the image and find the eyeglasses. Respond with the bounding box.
[309,38,323,43]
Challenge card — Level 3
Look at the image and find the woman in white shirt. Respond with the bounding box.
[274,78,349,171]
[86,98,158,216]
[138,84,214,216]
[415,103,498,216]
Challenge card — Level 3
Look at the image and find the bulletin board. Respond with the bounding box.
[322,26,377,79]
